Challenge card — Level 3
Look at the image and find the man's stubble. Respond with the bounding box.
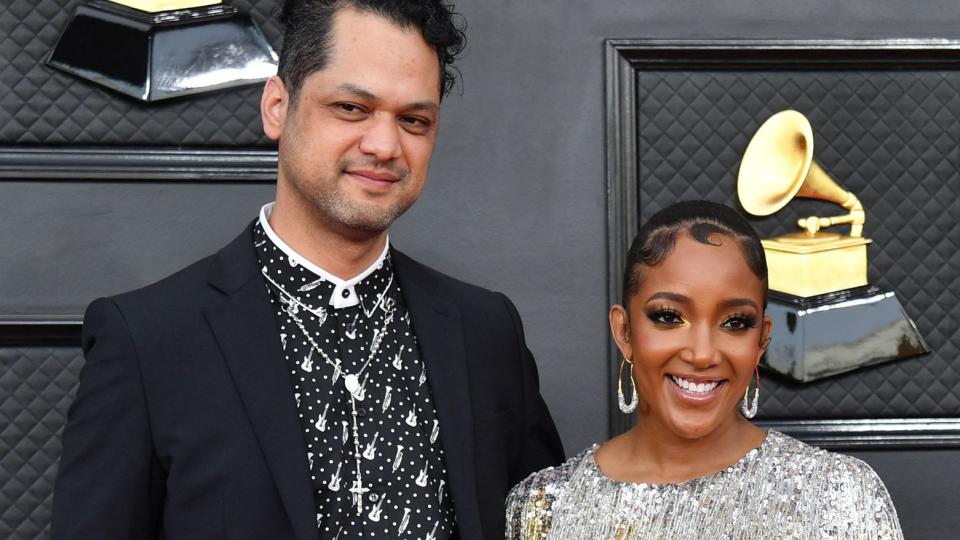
[289,154,415,235]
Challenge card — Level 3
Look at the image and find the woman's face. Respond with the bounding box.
[610,231,771,440]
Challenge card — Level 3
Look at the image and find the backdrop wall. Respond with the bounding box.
[1,1,958,538]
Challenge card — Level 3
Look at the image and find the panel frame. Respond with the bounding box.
[0,147,277,181]
[604,38,960,449]
[0,318,81,345]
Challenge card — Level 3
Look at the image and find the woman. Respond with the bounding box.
[505,201,902,539]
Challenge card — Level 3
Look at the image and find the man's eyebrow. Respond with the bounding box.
[337,83,378,102]
[336,83,438,113]
[407,101,439,113]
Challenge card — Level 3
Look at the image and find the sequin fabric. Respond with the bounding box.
[505,431,902,539]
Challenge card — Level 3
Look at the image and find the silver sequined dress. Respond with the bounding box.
[505,431,902,539]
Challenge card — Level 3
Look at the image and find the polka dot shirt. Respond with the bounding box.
[254,221,455,538]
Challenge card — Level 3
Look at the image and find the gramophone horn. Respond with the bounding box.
[737,109,864,237]
[738,110,813,216]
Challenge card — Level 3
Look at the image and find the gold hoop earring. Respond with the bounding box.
[740,367,759,419]
[617,356,638,414]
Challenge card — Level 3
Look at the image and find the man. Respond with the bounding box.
[51,1,564,538]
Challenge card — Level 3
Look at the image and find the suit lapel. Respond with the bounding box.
[393,251,483,539]
[203,225,315,540]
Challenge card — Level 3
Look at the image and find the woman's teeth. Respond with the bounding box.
[670,375,720,394]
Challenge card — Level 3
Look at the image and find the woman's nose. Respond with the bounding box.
[683,325,721,368]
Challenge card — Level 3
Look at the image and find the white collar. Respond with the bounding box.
[258,202,390,309]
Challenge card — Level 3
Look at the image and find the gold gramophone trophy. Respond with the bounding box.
[738,110,928,382]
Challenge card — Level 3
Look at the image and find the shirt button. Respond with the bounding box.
[341,289,351,298]
[368,493,379,502]
[357,408,367,417]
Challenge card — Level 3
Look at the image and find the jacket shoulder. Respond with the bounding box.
[392,249,509,307]
[107,253,219,315]
[103,223,256,316]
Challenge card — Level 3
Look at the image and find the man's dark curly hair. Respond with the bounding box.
[278,0,466,102]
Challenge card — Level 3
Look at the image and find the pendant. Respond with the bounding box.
[349,478,370,515]
[344,373,359,395]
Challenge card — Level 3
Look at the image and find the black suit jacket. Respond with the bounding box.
[52,223,564,540]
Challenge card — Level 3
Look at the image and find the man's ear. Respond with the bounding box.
[261,76,288,141]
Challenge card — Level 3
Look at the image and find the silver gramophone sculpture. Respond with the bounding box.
[47,0,277,102]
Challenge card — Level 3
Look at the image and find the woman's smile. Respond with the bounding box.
[666,374,726,404]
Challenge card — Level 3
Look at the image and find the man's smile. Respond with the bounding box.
[345,168,402,192]
[346,168,400,182]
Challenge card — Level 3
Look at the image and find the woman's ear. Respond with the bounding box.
[756,315,773,364]
[261,76,289,141]
[609,304,632,359]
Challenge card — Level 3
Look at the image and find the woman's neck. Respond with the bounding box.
[596,414,765,484]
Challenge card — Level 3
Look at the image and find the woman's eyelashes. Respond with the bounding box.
[646,307,684,326]
[720,313,758,332]
[644,306,758,332]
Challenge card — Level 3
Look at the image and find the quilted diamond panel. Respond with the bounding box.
[0,346,82,540]
[635,69,960,418]
[0,0,282,145]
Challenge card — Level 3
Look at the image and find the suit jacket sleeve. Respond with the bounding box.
[52,298,164,539]
[498,293,565,484]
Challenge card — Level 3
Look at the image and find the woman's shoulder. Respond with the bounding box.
[766,430,884,482]
[508,445,592,499]
[505,446,595,537]
[764,431,903,538]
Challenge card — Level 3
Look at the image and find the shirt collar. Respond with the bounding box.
[258,202,391,309]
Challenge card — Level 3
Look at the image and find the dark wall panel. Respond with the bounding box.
[852,449,960,539]
[0,182,274,316]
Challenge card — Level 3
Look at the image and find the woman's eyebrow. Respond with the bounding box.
[645,291,690,304]
[644,292,759,311]
[718,298,759,310]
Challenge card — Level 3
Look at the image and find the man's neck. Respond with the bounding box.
[268,201,388,281]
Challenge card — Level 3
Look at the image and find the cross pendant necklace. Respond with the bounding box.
[277,284,397,515]
[263,266,399,516]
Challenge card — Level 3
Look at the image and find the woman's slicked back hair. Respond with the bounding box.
[622,200,768,309]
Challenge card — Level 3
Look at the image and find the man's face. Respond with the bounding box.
[264,8,441,234]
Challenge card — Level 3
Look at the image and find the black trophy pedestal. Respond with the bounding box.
[46,1,277,102]
[764,285,929,382]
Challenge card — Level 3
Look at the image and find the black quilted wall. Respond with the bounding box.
[0,346,82,540]
[0,0,283,145]
[635,69,960,419]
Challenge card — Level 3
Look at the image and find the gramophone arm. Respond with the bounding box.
[797,193,865,237]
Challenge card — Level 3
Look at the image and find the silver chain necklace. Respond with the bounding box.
[261,266,398,515]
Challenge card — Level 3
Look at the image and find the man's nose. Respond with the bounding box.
[359,114,402,162]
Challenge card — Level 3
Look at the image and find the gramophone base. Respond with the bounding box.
[763,285,928,383]
[46,1,277,102]
[762,236,870,297]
